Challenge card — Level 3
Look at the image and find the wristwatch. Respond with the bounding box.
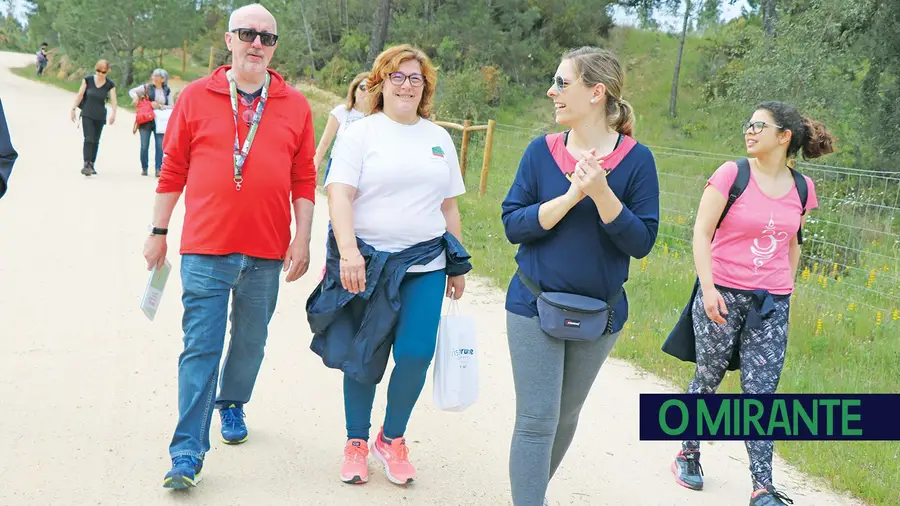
[149,225,168,236]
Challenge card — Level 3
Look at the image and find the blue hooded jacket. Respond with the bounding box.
[0,98,17,200]
[307,230,473,385]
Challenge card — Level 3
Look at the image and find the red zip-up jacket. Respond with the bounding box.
[156,66,316,260]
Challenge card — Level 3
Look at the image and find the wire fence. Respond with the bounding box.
[438,118,899,314]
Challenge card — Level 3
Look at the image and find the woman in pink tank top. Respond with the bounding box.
[670,101,837,506]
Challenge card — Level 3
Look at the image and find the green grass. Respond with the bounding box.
[19,28,898,505]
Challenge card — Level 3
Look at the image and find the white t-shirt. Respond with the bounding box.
[330,105,366,155]
[325,112,466,272]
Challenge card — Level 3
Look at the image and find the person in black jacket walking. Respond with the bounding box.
[0,98,17,200]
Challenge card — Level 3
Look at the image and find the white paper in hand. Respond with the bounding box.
[433,297,479,412]
[141,260,172,321]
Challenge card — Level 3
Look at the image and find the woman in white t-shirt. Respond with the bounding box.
[324,44,467,487]
[314,71,369,182]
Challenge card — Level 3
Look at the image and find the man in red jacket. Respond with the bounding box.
[142,3,317,489]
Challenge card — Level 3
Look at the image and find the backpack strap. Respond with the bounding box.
[789,167,809,245]
[716,158,751,230]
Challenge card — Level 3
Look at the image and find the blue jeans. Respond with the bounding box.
[343,269,446,441]
[168,253,282,459]
[139,126,163,170]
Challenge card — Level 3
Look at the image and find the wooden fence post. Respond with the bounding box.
[208,47,215,74]
[182,40,187,74]
[460,119,471,178]
[478,119,496,196]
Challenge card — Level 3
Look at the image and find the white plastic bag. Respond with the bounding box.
[154,108,172,134]
[432,298,479,412]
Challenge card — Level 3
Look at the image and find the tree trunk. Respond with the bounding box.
[669,0,691,118]
[366,0,392,67]
[343,0,349,32]
[124,16,135,87]
[762,0,777,39]
[324,0,334,43]
[297,0,315,72]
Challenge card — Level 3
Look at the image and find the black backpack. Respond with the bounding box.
[661,157,810,371]
[718,157,809,244]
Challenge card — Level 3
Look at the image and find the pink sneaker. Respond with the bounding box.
[370,427,416,485]
[340,439,369,484]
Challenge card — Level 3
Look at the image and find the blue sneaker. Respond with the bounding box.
[750,485,794,505]
[220,404,248,444]
[163,455,203,489]
[671,449,704,490]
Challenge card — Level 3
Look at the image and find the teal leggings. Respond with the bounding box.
[343,269,446,440]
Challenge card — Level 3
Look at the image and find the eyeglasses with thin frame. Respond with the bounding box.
[388,72,425,87]
[231,28,278,47]
[743,120,782,135]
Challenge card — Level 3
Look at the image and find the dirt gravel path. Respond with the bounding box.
[0,50,870,506]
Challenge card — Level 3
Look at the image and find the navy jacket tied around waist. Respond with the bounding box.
[662,280,790,371]
[306,230,473,385]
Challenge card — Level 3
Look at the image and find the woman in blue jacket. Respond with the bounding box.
[501,46,660,506]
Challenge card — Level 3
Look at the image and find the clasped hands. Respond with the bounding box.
[565,148,610,203]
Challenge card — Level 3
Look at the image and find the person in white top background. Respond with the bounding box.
[316,43,468,487]
[314,71,369,183]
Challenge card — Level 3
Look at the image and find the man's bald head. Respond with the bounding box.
[228,3,277,34]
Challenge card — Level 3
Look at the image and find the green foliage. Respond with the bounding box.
[315,56,363,94]
[0,12,28,52]
[433,65,509,122]
[25,0,202,87]
[686,0,900,170]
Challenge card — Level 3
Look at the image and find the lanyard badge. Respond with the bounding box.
[227,69,271,191]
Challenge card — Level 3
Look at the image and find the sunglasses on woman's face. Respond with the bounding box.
[231,28,278,47]
[743,120,782,135]
[551,75,572,92]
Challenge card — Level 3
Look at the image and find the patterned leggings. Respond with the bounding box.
[682,286,790,491]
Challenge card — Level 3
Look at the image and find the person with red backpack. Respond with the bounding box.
[663,101,836,505]
[129,69,172,177]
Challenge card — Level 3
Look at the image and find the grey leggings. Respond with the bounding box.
[683,286,790,491]
[507,311,619,506]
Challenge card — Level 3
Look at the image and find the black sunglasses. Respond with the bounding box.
[231,28,278,47]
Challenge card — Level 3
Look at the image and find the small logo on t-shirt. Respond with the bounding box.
[431,146,444,158]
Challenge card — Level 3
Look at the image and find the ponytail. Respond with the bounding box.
[608,98,635,137]
[800,116,836,160]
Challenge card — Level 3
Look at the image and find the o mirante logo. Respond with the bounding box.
[638,394,900,441]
